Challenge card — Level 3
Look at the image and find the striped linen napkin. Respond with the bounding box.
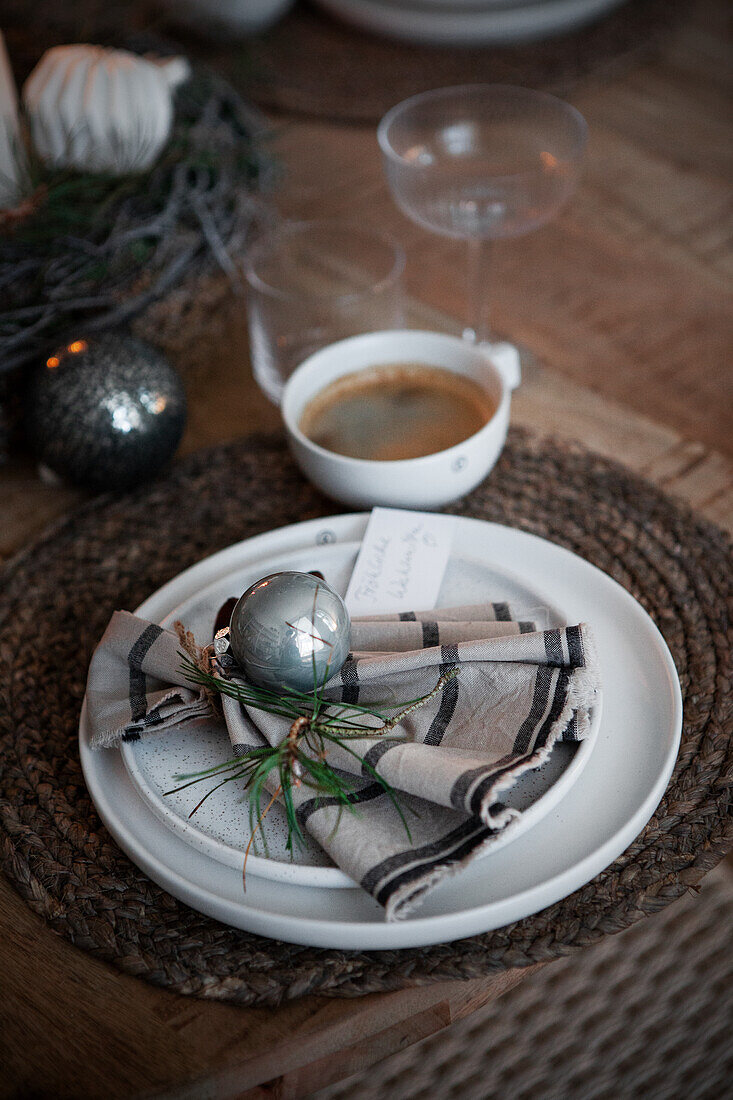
[87,603,599,919]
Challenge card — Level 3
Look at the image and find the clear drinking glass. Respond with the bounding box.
[244,220,406,403]
[378,85,587,344]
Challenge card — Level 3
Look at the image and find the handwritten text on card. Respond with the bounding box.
[344,509,457,615]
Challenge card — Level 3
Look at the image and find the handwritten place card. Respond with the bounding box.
[344,508,457,616]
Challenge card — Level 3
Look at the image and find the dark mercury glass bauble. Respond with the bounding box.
[25,333,186,490]
[230,572,351,693]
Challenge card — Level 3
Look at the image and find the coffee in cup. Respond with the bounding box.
[298,362,496,461]
[281,330,520,509]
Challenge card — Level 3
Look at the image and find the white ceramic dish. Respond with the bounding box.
[118,535,599,888]
[313,0,626,46]
[79,514,682,949]
[281,331,521,509]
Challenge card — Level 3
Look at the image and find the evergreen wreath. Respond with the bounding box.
[0,67,274,375]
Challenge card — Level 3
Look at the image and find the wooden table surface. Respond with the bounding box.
[2,3,732,1097]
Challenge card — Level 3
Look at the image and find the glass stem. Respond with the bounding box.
[464,237,492,345]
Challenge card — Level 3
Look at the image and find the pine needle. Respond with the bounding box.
[243,785,282,890]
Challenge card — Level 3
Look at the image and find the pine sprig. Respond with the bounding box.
[167,657,459,881]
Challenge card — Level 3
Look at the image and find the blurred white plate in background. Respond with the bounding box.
[313,0,628,47]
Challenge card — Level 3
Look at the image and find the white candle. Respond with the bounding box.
[0,29,24,209]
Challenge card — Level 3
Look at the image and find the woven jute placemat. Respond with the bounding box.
[0,430,731,1007]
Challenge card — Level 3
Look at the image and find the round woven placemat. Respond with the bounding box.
[213,0,686,123]
[0,430,731,1007]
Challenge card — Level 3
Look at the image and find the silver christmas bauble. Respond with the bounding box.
[229,572,351,693]
[25,333,186,491]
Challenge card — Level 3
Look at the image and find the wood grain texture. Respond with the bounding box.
[0,879,537,1100]
[1,2,731,1096]
[271,0,733,457]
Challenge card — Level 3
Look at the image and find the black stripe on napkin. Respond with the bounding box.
[296,781,384,830]
[449,755,514,810]
[127,623,163,722]
[340,654,360,705]
[365,820,496,907]
[544,628,563,666]
[231,741,264,758]
[533,668,570,751]
[563,714,580,742]
[361,739,400,778]
[468,764,519,818]
[376,828,496,908]
[450,764,493,809]
[399,611,417,621]
[467,669,571,816]
[492,602,511,621]
[424,644,459,746]
[362,818,482,896]
[513,665,553,754]
[421,621,439,649]
[566,624,584,667]
[467,747,545,817]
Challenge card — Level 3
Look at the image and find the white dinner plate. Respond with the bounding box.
[79,514,682,950]
[117,535,600,888]
[313,0,627,47]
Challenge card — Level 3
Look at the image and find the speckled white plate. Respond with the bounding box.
[116,527,599,888]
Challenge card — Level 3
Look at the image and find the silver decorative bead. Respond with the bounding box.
[229,571,351,693]
[209,627,237,676]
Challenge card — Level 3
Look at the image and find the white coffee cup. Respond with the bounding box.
[281,330,521,509]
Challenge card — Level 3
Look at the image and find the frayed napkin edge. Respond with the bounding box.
[89,691,212,750]
[385,625,602,921]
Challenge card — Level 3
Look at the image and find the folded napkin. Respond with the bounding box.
[87,603,599,919]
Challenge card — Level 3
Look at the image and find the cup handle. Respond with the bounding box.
[479,341,521,391]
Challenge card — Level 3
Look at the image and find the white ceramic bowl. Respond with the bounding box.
[281,330,520,509]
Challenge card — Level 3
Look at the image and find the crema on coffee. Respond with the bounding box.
[298,363,495,461]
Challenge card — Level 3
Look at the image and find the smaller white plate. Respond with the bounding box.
[121,535,600,888]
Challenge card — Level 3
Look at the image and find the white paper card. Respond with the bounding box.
[344,508,457,616]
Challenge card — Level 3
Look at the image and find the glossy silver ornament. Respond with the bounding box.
[229,571,351,693]
[25,333,186,491]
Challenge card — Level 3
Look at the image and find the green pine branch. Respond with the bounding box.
[167,656,459,879]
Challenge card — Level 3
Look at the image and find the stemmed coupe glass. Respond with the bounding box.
[378,85,587,347]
